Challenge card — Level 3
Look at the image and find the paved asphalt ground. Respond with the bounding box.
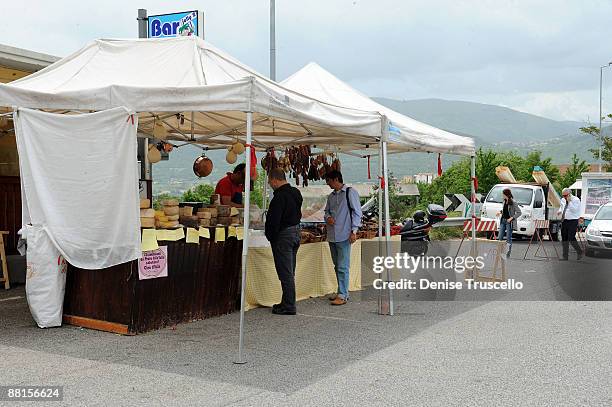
[1,239,611,406]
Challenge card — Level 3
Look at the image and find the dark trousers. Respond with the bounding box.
[271,225,300,312]
[561,219,582,258]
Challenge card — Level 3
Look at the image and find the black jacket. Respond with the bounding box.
[265,183,303,242]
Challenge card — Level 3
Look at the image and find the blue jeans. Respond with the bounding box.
[329,240,351,300]
[498,218,512,254]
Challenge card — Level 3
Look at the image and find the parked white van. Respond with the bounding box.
[480,183,562,240]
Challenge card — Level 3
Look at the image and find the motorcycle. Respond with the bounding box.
[399,204,447,256]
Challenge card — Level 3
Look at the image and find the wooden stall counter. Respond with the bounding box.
[63,228,242,334]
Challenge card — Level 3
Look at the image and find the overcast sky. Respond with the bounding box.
[2,0,612,122]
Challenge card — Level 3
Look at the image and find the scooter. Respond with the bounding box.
[399,204,447,256]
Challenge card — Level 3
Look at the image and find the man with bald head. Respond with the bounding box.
[265,168,303,315]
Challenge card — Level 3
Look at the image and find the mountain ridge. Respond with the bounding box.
[152,98,602,195]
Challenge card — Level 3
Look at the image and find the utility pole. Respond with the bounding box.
[137,9,150,185]
[599,63,612,172]
[270,0,276,81]
[599,66,604,172]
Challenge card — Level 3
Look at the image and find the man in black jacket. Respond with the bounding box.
[265,168,303,315]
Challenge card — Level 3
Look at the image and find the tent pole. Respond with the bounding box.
[235,111,253,365]
[470,154,477,277]
[262,170,269,211]
[382,141,394,316]
[377,140,384,314]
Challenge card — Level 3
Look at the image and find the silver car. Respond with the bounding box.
[585,202,612,257]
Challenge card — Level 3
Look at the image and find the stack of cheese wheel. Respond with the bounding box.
[197,207,218,227]
[140,198,155,228]
[217,205,231,226]
[179,206,198,228]
[154,210,166,228]
[160,199,180,228]
[230,207,243,225]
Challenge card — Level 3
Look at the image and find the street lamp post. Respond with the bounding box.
[598,62,612,172]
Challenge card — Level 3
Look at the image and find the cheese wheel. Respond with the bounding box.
[163,205,179,216]
[218,216,231,225]
[158,215,168,222]
[140,217,155,228]
[140,198,151,209]
[199,219,211,227]
[162,199,179,206]
[181,206,194,216]
[217,205,231,217]
[154,210,165,218]
[160,220,179,228]
[166,214,180,221]
[140,209,155,218]
[198,211,212,219]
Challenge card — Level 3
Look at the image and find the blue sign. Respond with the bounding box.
[388,122,401,137]
[148,11,201,38]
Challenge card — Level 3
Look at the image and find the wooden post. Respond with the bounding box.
[0,231,10,289]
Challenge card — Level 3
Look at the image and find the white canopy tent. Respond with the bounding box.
[281,62,478,314]
[0,37,386,150]
[0,37,391,364]
[281,62,475,156]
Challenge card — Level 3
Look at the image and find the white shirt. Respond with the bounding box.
[558,195,581,220]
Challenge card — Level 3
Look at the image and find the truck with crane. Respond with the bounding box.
[479,166,562,240]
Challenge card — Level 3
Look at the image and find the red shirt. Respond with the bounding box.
[215,173,244,203]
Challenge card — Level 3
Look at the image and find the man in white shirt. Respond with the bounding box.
[557,188,583,260]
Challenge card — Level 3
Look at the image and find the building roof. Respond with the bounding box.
[0,43,59,83]
[298,183,375,198]
[0,43,59,72]
[555,163,599,175]
[298,182,419,198]
[396,183,420,196]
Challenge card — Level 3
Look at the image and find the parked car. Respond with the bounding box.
[585,201,612,257]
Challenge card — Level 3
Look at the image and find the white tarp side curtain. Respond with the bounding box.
[14,107,141,269]
[281,62,476,156]
[24,224,66,328]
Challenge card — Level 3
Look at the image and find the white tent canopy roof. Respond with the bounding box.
[0,37,384,151]
[281,62,475,156]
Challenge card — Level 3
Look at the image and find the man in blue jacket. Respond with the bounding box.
[324,170,362,306]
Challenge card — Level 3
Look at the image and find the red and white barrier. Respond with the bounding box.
[462,219,497,233]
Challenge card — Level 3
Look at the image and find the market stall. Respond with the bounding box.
[0,37,385,347]
[0,37,475,363]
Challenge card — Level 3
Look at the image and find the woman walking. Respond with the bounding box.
[497,188,522,258]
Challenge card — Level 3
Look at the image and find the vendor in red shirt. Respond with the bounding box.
[214,163,246,207]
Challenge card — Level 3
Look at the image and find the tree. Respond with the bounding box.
[417,148,560,207]
[182,183,214,203]
[580,113,612,171]
[557,153,590,190]
[152,192,179,210]
[515,150,559,184]
[475,148,502,194]
[250,175,265,208]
